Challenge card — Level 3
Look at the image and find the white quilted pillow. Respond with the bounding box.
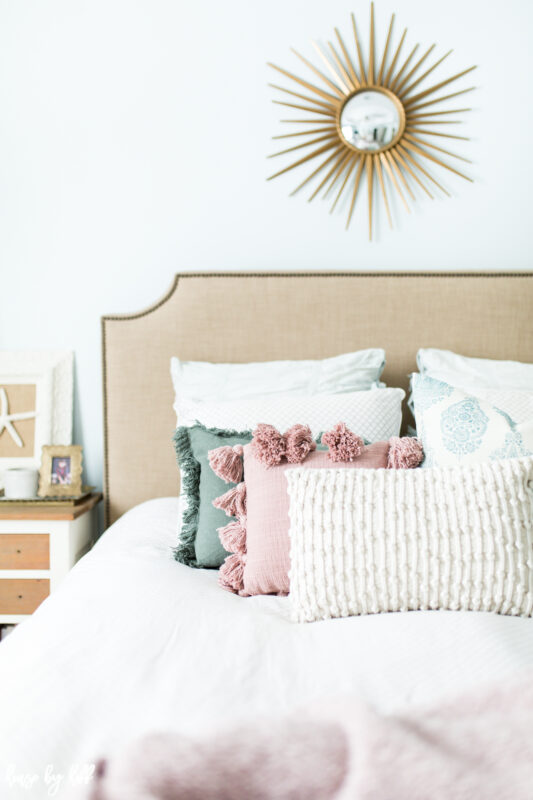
[286,457,533,623]
[179,388,404,443]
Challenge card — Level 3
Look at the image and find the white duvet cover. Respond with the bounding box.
[1,498,533,799]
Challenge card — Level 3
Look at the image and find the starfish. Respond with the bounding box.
[0,387,37,448]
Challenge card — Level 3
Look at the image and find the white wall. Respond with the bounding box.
[0,0,532,493]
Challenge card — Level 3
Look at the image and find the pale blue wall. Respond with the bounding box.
[0,0,532,493]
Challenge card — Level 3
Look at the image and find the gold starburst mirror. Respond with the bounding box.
[267,4,477,239]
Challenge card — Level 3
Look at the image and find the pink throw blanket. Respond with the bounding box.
[88,675,533,800]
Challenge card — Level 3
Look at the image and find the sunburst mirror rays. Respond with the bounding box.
[267,3,476,240]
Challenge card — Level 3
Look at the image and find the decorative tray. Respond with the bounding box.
[0,487,95,507]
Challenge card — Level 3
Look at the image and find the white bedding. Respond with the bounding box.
[1,498,533,799]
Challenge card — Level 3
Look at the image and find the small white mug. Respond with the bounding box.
[3,468,39,499]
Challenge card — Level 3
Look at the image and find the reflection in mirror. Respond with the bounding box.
[340,91,402,151]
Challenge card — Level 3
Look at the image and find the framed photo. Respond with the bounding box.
[0,351,73,488]
[38,445,83,497]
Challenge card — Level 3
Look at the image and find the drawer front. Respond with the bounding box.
[0,534,50,569]
[0,579,50,614]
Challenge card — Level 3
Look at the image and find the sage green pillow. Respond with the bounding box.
[173,424,252,568]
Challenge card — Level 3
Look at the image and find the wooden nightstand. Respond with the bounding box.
[0,493,102,624]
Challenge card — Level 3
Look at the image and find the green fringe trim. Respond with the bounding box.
[172,423,251,568]
[172,426,200,567]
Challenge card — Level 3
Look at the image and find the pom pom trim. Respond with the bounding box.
[219,553,246,593]
[212,482,247,519]
[285,424,317,464]
[208,444,244,483]
[322,422,365,462]
[250,423,287,468]
[387,436,424,469]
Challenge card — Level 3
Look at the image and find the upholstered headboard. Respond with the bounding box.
[102,272,533,525]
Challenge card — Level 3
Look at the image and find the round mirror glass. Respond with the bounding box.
[340,90,402,151]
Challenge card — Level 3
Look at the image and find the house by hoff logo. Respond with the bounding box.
[5,763,95,796]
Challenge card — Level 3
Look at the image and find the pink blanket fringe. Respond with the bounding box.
[87,673,533,800]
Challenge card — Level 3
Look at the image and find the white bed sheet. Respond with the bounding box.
[1,498,533,798]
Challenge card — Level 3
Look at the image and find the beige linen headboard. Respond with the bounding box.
[102,272,533,525]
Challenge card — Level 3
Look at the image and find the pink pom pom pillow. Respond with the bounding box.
[240,441,390,596]
[210,425,423,597]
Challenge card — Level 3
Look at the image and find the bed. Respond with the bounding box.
[1,272,533,799]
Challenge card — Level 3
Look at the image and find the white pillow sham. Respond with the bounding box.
[179,387,405,443]
[417,349,533,391]
[286,458,533,623]
[171,349,385,420]
[411,374,533,468]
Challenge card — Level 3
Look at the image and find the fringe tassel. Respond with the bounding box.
[219,553,246,594]
[387,436,424,469]
[213,482,247,518]
[172,427,201,567]
[251,423,287,467]
[322,423,365,462]
[218,518,247,555]
[208,444,244,483]
[285,424,316,464]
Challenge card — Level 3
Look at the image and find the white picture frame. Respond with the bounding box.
[0,351,73,485]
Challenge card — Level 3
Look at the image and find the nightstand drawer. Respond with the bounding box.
[0,534,50,569]
[0,579,50,614]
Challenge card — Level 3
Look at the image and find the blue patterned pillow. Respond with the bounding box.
[411,374,533,467]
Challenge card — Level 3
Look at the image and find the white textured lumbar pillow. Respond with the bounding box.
[286,458,533,623]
